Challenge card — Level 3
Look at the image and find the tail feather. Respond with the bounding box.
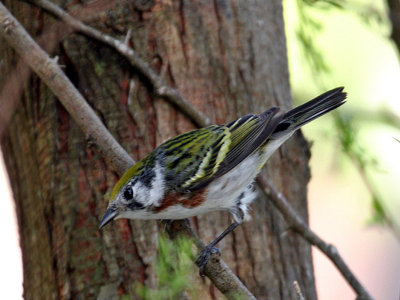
[273,87,347,135]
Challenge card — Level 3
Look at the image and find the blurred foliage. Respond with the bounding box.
[334,113,386,223]
[294,0,387,85]
[134,234,197,300]
[302,0,386,26]
[291,0,400,240]
[294,0,329,86]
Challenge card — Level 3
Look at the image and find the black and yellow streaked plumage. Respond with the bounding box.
[100,87,347,271]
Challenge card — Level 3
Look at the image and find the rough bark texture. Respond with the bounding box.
[388,0,400,51]
[1,0,316,299]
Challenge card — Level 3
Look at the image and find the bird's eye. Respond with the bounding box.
[123,187,133,200]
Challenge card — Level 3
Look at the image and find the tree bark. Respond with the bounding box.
[1,0,316,299]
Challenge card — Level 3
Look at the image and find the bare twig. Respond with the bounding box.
[293,281,305,300]
[0,2,133,175]
[16,1,376,299]
[165,220,257,300]
[257,176,373,300]
[0,4,119,139]
[22,0,211,128]
[3,1,376,299]
[0,20,73,140]
[0,4,255,299]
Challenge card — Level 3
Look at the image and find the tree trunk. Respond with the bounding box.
[1,0,316,299]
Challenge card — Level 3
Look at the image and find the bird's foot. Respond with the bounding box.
[195,245,221,276]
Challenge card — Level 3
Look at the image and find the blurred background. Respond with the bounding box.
[1,0,399,299]
[285,0,400,299]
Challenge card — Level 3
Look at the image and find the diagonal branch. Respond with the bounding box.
[165,219,257,300]
[0,20,73,140]
[0,4,133,175]
[257,176,373,300]
[13,1,375,299]
[22,0,211,128]
[0,3,255,299]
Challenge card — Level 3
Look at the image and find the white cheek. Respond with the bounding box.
[148,162,165,206]
[133,181,149,203]
[128,162,165,207]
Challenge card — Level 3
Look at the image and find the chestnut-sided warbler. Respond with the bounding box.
[100,87,346,271]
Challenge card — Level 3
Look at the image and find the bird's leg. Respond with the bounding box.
[196,221,240,275]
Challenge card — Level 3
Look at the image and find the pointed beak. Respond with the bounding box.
[99,208,119,229]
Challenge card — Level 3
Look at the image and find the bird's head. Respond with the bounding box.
[99,160,148,229]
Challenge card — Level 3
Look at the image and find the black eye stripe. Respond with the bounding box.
[127,201,144,210]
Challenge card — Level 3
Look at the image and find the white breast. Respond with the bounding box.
[205,154,261,210]
[200,133,294,219]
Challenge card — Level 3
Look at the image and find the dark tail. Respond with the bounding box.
[273,87,347,135]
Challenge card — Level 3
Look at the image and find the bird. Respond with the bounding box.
[99,87,347,272]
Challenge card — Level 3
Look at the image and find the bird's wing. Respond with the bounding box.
[160,107,282,192]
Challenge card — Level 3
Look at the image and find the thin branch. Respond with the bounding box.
[18,1,377,299]
[293,281,305,300]
[257,176,374,300]
[165,220,257,300]
[0,2,133,175]
[0,3,120,140]
[22,0,211,128]
[18,1,378,298]
[0,20,73,140]
[0,4,255,299]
